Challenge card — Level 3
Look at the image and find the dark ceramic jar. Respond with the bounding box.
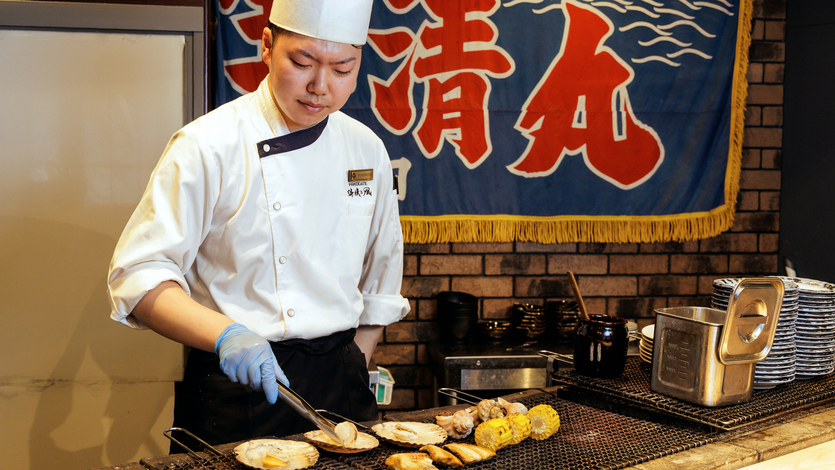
[573,315,629,378]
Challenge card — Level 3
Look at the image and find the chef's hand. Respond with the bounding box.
[215,323,289,404]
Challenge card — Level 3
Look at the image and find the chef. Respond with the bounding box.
[106,0,409,448]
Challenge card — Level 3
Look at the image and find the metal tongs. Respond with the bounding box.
[537,350,574,387]
[437,387,485,406]
[276,380,342,443]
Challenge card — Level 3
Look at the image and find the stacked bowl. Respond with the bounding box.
[511,303,547,340]
[545,300,580,342]
[789,277,835,379]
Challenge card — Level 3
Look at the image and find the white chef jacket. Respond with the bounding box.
[107,78,410,341]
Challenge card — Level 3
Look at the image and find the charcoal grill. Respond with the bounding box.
[552,356,835,431]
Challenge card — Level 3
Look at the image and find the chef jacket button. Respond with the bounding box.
[263,143,270,152]
[287,309,295,317]
[273,202,281,210]
[279,256,287,264]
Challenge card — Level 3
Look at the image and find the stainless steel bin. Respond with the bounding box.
[650,279,784,406]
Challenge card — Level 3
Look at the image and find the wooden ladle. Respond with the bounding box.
[566,271,590,320]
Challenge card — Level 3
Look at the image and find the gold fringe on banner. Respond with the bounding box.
[401,0,753,245]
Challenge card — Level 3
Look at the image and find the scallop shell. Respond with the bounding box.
[304,430,378,453]
[372,422,447,448]
[233,439,319,470]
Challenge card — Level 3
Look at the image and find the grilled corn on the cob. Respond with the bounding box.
[505,412,532,445]
[526,404,560,440]
[473,418,513,451]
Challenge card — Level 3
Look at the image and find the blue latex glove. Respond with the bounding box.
[214,323,289,404]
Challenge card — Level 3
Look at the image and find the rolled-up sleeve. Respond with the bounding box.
[107,130,216,329]
[357,142,410,327]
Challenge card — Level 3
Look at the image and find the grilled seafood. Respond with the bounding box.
[419,445,462,468]
[233,439,319,469]
[442,442,495,464]
[498,396,528,415]
[476,398,504,422]
[464,406,480,425]
[334,421,358,446]
[385,452,439,469]
[372,422,447,447]
[435,409,474,439]
[392,423,419,441]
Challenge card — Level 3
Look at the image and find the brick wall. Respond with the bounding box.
[372,0,787,414]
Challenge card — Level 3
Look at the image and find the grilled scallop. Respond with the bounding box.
[372,422,447,447]
[334,421,358,446]
[233,439,319,469]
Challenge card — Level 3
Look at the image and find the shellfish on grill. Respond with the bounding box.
[334,421,358,446]
[372,422,447,447]
[435,409,474,439]
[476,398,506,422]
[498,396,528,415]
[303,429,378,453]
[233,439,319,469]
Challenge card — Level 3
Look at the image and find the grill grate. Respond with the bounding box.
[145,454,352,470]
[152,394,720,470]
[552,357,835,430]
[143,444,353,470]
[338,395,718,470]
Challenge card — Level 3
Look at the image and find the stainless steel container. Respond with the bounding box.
[650,279,784,406]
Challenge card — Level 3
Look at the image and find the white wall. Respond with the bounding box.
[0,27,190,469]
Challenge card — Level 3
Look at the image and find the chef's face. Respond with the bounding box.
[262,26,362,132]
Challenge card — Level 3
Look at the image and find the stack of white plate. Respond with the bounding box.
[711,277,800,390]
[789,277,835,380]
[639,324,654,364]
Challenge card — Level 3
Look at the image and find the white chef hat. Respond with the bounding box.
[269,0,374,45]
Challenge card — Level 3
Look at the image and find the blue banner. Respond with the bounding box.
[213,0,751,243]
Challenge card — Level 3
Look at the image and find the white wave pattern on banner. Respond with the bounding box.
[511,0,736,67]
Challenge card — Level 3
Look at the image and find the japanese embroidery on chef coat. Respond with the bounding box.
[212,0,752,244]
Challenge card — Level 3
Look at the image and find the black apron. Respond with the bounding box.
[169,328,377,453]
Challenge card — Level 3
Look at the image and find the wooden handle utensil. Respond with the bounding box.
[567,271,590,320]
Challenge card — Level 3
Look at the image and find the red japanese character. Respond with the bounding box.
[368,0,514,168]
[509,0,663,189]
[414,73,492,167]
